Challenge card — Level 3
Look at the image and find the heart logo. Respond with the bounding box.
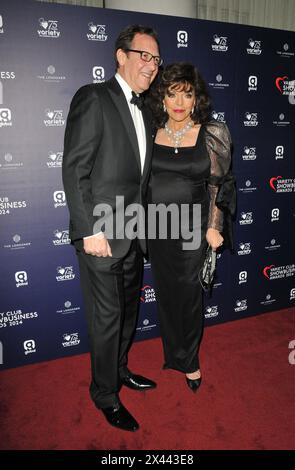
[49,153,57,161]
[47,111,54,119]
[214,36,220,44]
[55,231,62,239]
[249,40,255,48]
[240,244,245,250]
[246,113,251,120]
[89,23,97,33]
[41,20,48,29]
[58,268,65,275]
[263,265,275,279]
[244,147,250,154]
[275,76,288,94]
[64,334,71,341]
[269,175,282,191]
[212,112,218,120]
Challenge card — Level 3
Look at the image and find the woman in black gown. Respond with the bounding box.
[147,63,235,392]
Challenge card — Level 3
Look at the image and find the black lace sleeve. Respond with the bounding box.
[204,121,236,247]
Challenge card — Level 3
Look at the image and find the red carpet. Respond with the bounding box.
[0,308,294,450]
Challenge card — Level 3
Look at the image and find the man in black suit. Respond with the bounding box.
[62,25,162,432]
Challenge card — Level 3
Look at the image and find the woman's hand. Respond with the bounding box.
[206,228,224,251]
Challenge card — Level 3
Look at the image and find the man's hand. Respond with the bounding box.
[83,235,112,257]
[206,228,223,251]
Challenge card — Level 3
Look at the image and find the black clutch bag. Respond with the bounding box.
[199,246,217,292]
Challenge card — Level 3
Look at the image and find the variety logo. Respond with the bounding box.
[52,229,70,246]
[271,208,280,222]
[290,288,295,300]
[44,109,65,127]
[0,197,27,215]
[62,332,80,347]
[212,111,225,122]
[177,30,188,48]
[248,75,258,91]
[56,266,75,282]
[239,271,247,284]
[87,23,107,41]
[211,35,228,52]
[247,38,262,55]
[244,112,258,126]
[24,339,36,355]
[237,242,251,256]
[242,146,257,161]
[205,305,219,319]
[263,264,295,280]
[275,145,284,160]
[275,76,295,95]
[140,285,156,303]
[92,66,105,83]
[53,191,66,208]
[0,108,12,127]
[47,151,63,168]
[239,212,253,225]
[269,176,295,193]
[38,18,60,38]
[0,309,38,328]
[234,299,248,312]
[15,271,29,288]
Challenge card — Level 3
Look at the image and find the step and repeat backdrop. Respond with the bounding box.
[0,0,294,369]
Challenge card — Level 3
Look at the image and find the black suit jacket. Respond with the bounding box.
[62,77,153,258]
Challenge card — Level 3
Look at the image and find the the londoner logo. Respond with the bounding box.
[275,76,295,95]
[140,285,156,303]
[269,176,295,193]
[263,264,295,280]
[87,23,107,41]
[38,18,60,38]
[212,35,228,52]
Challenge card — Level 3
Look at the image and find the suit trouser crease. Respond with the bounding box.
[77,240,143,408]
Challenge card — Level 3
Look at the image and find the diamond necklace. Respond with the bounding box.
[164,120,194,154]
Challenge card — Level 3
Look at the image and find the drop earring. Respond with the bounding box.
[163,103,167,112]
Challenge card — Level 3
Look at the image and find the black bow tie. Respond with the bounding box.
[130,91,144,110]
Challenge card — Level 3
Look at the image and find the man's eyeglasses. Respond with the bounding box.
[125,49,163,66]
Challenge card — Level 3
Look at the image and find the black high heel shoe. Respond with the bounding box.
[186,375,202,393]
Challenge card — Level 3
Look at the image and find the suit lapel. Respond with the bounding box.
[107,77,141,173]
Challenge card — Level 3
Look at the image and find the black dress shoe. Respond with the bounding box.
[121,373,157,391]
[101,402,139,432]
[186,376,202,393]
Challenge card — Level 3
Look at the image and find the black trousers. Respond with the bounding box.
[76,239,143,408]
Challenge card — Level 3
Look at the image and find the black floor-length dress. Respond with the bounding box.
[148,121,232,373]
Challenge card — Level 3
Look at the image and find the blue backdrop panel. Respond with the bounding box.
[0,0,294,369]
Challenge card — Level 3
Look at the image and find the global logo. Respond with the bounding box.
[92,66,105,83]
[24,339,36,355]
[177,30,188,48]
